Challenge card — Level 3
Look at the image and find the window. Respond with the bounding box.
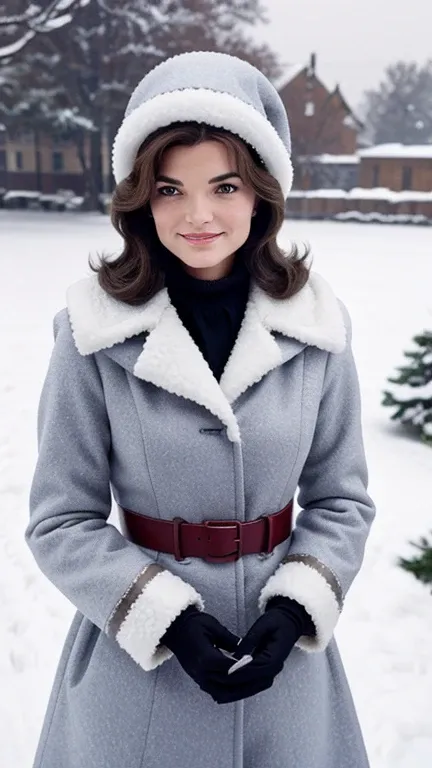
[402,166,412,190]
[372,164,380,187]
[52,135,67,147]
[15,151,23,170]
[17,129,33,143]
[305,101,315,117]
[52,151,64,172]
[0,150,6,170]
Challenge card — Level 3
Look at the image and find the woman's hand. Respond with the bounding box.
[211,597,314,705]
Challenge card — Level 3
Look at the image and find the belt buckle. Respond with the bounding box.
[202,519,243,563]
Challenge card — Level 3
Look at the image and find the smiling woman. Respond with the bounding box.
[149,140,257,280]
[26,51,375,768]
[89,121,311,302]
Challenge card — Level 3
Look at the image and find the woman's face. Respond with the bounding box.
[149,140,257,280]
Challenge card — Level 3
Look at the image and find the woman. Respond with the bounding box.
[26,51,375,768]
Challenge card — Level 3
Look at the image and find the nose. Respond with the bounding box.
[184,196,214,226]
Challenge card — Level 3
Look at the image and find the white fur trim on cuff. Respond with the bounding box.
[112,88,294,197]
[115,570,205,671]
[258,561,340,652]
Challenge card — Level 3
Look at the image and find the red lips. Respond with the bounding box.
[181,233,222,239]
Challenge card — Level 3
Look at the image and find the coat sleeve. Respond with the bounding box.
[25,309,204,672]
[258,301,376,652]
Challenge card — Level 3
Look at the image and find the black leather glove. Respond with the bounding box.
[209,596,315,705]
[160,604,246,701]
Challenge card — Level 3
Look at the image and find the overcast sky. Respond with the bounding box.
[253,0,432,110]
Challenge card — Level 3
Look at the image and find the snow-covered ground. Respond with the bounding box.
[1,211,432,767]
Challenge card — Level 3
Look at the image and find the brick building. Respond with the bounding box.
[0,126,111,196]
[274,54,362,189]
[358,144,432,191]
[286,143,432,221]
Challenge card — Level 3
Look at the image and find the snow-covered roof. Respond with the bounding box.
[272,64,305,92]
[359,144,432,159]
[298,154,359,165]
[288,187,432,202]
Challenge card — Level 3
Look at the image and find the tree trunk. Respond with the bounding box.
[90,130,103,206]
[34,130,43,192]
[75,134,99,211]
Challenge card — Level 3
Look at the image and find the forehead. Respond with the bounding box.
[159,140,236,173]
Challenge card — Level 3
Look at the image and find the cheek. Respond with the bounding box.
[227,201,254,232]
[152,205,178,236]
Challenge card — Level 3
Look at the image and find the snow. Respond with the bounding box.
[387,381,432,401]
[298,153,360,165]
[289,187,432,202]
[290,188,348,198]
[1,212,432,767]
[335,211,430,225]
[0,0,90,58]
[0,29,35,59]
[42,12,73,32]
[55,108,97,132]
[359,143,432,159]
[3,190,41,200]
[343,114,359,129]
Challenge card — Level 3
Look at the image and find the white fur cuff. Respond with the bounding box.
[115,570,205,671]
[258,560,341,652]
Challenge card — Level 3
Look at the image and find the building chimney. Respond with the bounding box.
[310,53,316,76]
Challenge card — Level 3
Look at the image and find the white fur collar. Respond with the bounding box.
[66,271,346,443]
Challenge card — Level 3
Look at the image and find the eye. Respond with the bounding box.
[217,183,238,194]
[157,186,179,196]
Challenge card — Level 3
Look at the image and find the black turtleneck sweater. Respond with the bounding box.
[164,252,251,382]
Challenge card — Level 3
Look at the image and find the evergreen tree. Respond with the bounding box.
[399,532,432,588]
[382,330,432,446]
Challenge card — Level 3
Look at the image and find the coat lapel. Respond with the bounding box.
[66,270,346,443]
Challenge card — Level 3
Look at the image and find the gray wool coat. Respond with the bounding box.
[26,268,375,768]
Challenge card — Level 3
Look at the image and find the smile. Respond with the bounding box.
[181,234,223,245]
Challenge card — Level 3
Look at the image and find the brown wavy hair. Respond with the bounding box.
[89,121,311,305]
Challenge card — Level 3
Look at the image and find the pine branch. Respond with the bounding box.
[399,532,432,586]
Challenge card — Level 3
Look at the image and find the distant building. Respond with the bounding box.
[0,126,111,196]
[358,144,432,191]
[274,54,363,189]
[0,56,366,197]
[295,153,359,191]
[285,143,432,222]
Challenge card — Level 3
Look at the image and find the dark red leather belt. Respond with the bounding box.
[118,500,293,563]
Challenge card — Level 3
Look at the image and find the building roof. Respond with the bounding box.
[298,154,360,165]
[359,143,432,159]
[272,60,360,126]
[271,64,306,92]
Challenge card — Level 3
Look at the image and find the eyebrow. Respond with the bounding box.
[155,172,241,186]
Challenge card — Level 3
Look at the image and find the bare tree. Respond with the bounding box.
[361,60,432,145]
[3,0,281,209]
[0,0,89,59]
